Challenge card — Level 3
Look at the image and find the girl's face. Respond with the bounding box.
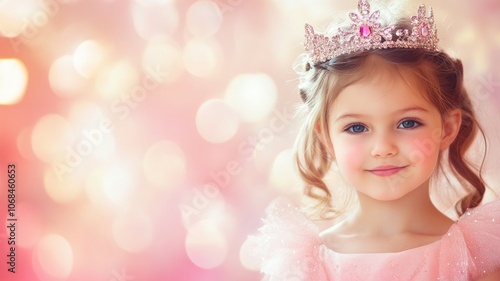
[327,71,447,201]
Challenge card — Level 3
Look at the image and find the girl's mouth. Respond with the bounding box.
[367,165,406,177]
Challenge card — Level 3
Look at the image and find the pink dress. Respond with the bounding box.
[250,198,500,280]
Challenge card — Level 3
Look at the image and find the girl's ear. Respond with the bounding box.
[440,109,462,150]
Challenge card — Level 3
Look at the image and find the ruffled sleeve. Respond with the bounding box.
[439,199,500,280]
[248,198,328,281]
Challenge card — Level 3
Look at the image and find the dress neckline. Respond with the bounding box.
[320,222,456,256]
[321,237,443,256]
[319,199,500,256]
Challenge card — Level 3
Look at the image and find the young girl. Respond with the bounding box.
[250,0,500,280]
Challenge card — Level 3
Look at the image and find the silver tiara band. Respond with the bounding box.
[304,0,439,64]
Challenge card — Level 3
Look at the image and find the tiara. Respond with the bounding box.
[304,0,439,64]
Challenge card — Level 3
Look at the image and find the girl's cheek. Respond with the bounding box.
[334,140,364,170]
[405,134,440,164]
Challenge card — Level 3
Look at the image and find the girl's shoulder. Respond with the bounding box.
[441,198,500,279]
[451,197,500,235]
[454,197,500,223]
[247,197,327,280]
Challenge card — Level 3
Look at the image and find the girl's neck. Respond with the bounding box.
[351,180,452,237]
[320,180,455,253]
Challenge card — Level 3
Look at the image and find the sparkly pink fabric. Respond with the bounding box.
[250,198,500,281]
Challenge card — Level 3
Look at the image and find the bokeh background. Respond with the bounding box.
[0,0,499,280]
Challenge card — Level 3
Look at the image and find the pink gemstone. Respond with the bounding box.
[421,25,429,36]
[360,25,371,38]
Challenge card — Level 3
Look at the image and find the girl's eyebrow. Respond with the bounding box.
[395,106,430,114]
[334,106,429,122]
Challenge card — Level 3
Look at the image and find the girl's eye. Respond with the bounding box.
[398,119,421,129]
[345,123,367,134]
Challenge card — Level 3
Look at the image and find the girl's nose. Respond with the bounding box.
[371,134,398,158]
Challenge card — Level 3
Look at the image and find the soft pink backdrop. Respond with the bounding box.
[0,0,498,280]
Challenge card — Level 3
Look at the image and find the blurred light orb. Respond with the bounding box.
[102,165,136,205]
[143,140,186,190]
[186,1,222,37]
[0,0,39,38]
[253,136,286,173]
[43,166,85,204]
[0,59,28,105]
[49,55,86,98]
[269,149,296,193]
[96,59,138,100]
[85,131,116,163]
[239,237,261,271]
[36,234,74,279]
[225,73,278,122]
[31,114,74,163]
[81,165,133,208]
[112,211,154,252]
[183,38,223,77]
[181,191,228,227]
[85,168,111,209]
[185,220,228,269]
[73,40,105,78]
[131,0,178,41]
[196,99,239,143]
[200,199,238,239]
[67,101,104,129]
[66,102,117,162]
[142,41,183,83]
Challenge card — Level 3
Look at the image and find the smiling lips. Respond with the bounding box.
[367,165,406,177]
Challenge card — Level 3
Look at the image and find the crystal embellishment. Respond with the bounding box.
[360,25,371,37]
[304,0,439,64]
[421,24,429,36]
